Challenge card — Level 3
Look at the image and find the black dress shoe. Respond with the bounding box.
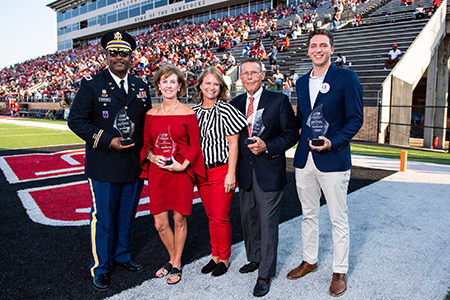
[201,259,217,274]
[113,260,144,272]
[211,262,228,277]
[239,261,259,274]
[92,274,110,291]
[253,277,271,297]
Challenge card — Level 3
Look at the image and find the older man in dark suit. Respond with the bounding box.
[68,31,151,291]
[231,58,299,297]
[287,29,363,297]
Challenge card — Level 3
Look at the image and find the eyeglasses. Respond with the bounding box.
[107,50,131,58]
[241,71,261,78]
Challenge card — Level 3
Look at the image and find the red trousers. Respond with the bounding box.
[198,164,234,260]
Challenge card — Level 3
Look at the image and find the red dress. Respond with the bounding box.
[140,114,206,215]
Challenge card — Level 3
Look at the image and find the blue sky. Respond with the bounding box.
[0,0,57,69]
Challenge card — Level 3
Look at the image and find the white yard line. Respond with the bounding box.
[0,118,70,131]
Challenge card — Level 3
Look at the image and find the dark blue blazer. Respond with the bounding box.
[294,64,363,172]
[231,89,299,192]
[68,70,151,183]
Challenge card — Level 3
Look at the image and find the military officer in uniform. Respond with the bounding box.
[68,31,151,291]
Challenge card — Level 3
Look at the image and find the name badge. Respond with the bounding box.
[98,97,111,103]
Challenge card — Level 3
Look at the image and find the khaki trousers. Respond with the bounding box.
[295,152,350,274]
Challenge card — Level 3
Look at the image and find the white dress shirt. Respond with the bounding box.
[108,69,128,94]
[246,86,264,129]
[309,69,328,109]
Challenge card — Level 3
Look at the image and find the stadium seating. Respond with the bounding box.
[0,0,441,112]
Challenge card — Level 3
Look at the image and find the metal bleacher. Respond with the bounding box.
[223,0,435,107]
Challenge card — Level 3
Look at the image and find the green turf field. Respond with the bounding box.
[1,118,449,167]
[10,118,69,125]
[0,121,83,149]
[351,143,450,165]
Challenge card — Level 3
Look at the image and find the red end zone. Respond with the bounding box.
[0,149,86,183]
[17,181,201,226]
[18,181,150,226]
[2,150,202,226]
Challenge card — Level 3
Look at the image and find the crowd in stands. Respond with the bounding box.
[0,0,405,106]
[1,1,342,104]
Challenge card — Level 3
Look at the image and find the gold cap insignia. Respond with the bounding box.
[114,31,122,40]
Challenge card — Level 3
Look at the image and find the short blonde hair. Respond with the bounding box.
[153,64,187,97]
[194,66,229,103]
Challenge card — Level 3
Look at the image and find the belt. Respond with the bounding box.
[206,161,227,170]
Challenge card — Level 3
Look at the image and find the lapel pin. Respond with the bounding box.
[320,83,330,94]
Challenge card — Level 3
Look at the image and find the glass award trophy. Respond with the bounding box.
[155,126,176,165]
[113,107,135,146]
[306,104,329,146]
[245,108,266,145]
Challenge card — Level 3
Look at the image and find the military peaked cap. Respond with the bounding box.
[100,31,136,51]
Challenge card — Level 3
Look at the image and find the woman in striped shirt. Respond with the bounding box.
[193,66,247,277]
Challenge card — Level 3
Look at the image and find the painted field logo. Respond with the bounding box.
[1,150,202,226]
[18,181,150,226]
[0,149,85,183]
[17,181,201,226]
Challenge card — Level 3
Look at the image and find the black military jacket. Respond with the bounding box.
[68,70,151,183]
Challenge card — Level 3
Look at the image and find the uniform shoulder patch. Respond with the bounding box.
[84,75,93,81]
[137,76,147,84]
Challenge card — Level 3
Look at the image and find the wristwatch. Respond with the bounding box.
[146,150,152,160]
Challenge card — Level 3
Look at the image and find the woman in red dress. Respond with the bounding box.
[140,64,206,284]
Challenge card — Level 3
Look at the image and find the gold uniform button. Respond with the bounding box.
[103,103,107,106]
[125,106,128,109]
[126,116,129,120]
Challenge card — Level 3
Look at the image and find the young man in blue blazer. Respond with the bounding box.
[231,58,299,297]
[286,29,363,297]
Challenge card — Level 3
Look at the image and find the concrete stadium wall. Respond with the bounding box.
[379,0,447,146]
[390,78,413,146]
[0,102,62,112]
[23,103,63,110]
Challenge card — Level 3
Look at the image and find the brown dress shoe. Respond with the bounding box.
[329,273,347,297]
[286,261,318,280]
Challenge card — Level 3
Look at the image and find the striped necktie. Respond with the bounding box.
[247,96,255,137]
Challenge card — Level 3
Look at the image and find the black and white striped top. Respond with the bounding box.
[193,100,247,166]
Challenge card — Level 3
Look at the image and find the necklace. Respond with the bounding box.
[161,100,179,115]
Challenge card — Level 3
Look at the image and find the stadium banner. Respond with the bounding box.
[134,0,227,23]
